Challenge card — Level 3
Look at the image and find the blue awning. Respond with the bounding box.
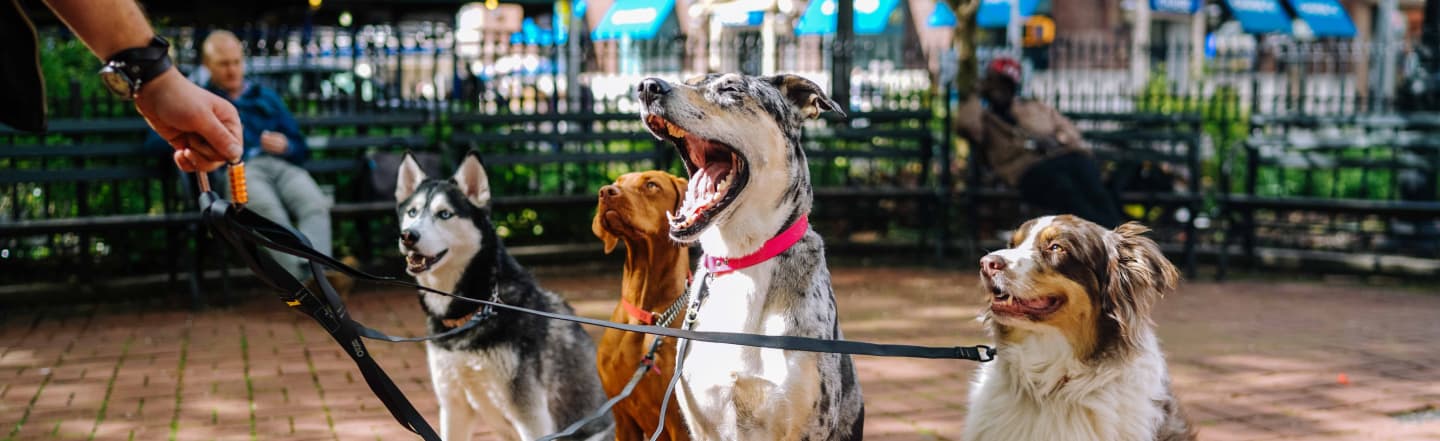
[592,0,676,41]
[794,0,903,36]
[1151,0,1201,14]
[976,0,1038,28]
[717,4,766,27]
[1288,0,1355,38]
[515,17,558,46]
[927,1,956,27]
[1224,0,1291,34]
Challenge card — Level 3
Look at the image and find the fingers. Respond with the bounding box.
[166,132,225,173]
[178,150,225,173]
[173,150,198,173]
[215,100,243,156]
[194,102,243,164]
[176,134,227,173]
[184,135,231,163]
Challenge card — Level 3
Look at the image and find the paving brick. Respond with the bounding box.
[6,268,1440,440]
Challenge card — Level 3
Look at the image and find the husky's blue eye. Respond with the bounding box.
[407,208,418,217]
[437,210,453,220]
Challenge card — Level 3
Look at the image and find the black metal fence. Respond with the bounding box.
[5,27,1439,300]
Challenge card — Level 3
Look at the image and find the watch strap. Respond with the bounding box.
[107,36,172,87]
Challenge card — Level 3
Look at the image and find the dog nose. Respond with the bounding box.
[400,229,420,247]
[637,78,671,104]
[600,184,621,199]
[980,255,1007,276]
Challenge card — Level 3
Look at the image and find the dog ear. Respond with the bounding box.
[452,151,492,208]
[1103,222,1179,348]
[763,74,845,120]
[396,151,427,202]
[592,205,619,254]
[669,174,688,212]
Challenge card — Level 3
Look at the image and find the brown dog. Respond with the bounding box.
[592,171,692,441]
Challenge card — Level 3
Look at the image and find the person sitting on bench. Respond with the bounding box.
[955,56,1124,228]
[147,30,350,293]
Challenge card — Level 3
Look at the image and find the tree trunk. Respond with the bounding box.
[947,0,982,97]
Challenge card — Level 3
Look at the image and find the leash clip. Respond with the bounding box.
[975,345,996,362]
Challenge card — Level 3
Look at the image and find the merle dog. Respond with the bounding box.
[637,74,865,441]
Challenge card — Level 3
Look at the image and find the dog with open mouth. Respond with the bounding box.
[396,152,613,441]
[966,215,1197,441]
[637,73,864,441]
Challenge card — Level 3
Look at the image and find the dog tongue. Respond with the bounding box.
[1015,296,1055,310]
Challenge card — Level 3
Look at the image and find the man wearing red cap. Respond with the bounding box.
[955,57,1122,228]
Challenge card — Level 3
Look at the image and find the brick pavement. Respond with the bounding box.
[3,266,1439,440]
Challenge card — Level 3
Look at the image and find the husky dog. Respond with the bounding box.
[637,74,865,441]
[395,152,612,441]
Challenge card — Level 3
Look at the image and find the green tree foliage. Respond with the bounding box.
[38,36,112,118]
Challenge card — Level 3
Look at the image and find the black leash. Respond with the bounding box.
[197,187,996,440]
[209,205,996,361]
[648,275,707,441]
[357,262,501,343]
[199,192,443,441]
[535,290,685,441]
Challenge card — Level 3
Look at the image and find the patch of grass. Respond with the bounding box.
[167,321,191,441]
[240,326,256,441]
[5,349,60,441]
[88,336,134,441]
[295,325,338,437]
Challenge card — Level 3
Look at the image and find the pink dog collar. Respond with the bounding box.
[701,215,809,276]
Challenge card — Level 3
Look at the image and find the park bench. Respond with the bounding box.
[803,110,942,253]
[1219,112,1440,276]
[264,111,677,271]
[0,119,202,301]
[961,112,1204,276]
[0,107,1123,303]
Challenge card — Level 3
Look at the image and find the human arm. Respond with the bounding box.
[1045,104,1086,152]
[953,94,985,143]
[42,0,242,172]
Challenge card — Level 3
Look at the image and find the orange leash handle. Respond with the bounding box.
[227,161,248,204]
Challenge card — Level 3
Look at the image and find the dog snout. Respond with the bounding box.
[400,229,421,248]
[637,78,671,105]
[600,184,621,199]
[980,254,1007,277]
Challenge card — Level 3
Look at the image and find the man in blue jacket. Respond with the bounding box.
[151,30,339,286]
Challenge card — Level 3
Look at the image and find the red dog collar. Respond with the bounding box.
[701,215,809,276]
[621,299,657,325]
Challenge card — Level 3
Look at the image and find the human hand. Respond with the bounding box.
[134,69,242,172]
[260,131,289,155]
[1033,136,1062,153]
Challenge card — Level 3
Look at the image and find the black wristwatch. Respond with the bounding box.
[98,36,173,101]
